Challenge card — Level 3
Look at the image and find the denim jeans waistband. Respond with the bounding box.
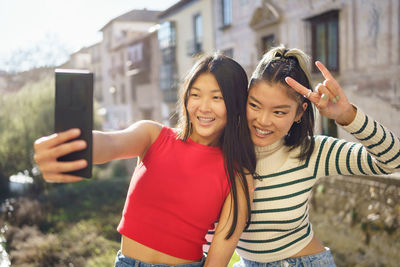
[235,248,336,267]
[114,251,205,267]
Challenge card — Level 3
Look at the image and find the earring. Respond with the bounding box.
[295,118,301,124]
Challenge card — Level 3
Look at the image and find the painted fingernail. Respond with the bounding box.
[332,98,337,104]
[322,94,328,100]
[336,96,340,101]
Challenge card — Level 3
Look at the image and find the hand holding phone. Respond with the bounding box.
[55,69,93,178]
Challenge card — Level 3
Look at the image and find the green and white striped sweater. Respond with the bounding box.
[236,108,400,262]
[203,108,400,262]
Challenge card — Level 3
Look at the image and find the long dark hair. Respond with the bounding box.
[177,53,257,238]
[250,46,315,161]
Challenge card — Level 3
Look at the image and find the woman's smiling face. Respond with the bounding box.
[246,81,306,147]
[187,73,227,146]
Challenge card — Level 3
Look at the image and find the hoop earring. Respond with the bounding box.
[295,118,301,124]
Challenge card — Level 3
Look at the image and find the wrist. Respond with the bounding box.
[336,105,357,126]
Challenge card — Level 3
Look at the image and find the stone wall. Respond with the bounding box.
[310,175,400,266]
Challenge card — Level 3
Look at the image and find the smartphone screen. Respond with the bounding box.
[55,69,93,178]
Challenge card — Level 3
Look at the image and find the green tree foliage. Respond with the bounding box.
[0,71,102,198]
[2,176,128,266]
[0,74,54,197]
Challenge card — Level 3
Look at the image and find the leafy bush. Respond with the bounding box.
[3,175,130,266]
[0,69,103,199]
[111,160,130,178]
[5,222,119,266]
[6,225,61,266]
[3,197,44,227]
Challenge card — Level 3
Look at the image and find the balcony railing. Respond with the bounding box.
[162,88,178,103]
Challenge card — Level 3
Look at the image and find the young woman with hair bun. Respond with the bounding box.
[233,46,400,266]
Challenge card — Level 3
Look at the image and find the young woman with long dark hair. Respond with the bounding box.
[34,54,257,266]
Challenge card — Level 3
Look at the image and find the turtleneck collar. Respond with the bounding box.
[254,139,288,173]
[255,139,285,156]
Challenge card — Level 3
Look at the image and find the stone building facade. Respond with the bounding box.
[125,31,162,123]
[64,0,400,140]
[98,9,161,129]
[212,0,400,141]
[310,174,400,266]
[86,43,103,107]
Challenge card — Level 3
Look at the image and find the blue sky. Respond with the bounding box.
[0,0,179,71]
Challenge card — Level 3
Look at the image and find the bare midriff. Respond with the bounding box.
[290,235,326,258]
[121,235,196,265]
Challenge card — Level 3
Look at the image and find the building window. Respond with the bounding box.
[158,21,178,103]
[309,10,339,72]
[111,87,117,104]
[161,47,175,64]
[187,14,203,56]
[160,64,174,91]
[128,43,143,64]
[106,31,112,49]
[262,34,276,54]
[193,14,203,54]
[130,82,137,102]
[222,0,232,27]
[222,48,233,58]
[120,84,126,104]
[158,21,176,50]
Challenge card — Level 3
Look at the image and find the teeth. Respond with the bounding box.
[255,128,272,135]
[198,117,214,123]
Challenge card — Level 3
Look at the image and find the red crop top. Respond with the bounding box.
[117,126,230,260]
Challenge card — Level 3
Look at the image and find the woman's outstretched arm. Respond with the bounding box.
[33,120,162,182]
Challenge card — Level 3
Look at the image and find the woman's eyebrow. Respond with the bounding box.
[249,95,292,109]
[191,87,221,93]
[248,95,262,105]
[273,104,292,109]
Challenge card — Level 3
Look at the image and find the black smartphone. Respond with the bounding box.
[55,69,93,178]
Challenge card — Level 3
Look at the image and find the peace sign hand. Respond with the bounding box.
[285,61,356,126]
